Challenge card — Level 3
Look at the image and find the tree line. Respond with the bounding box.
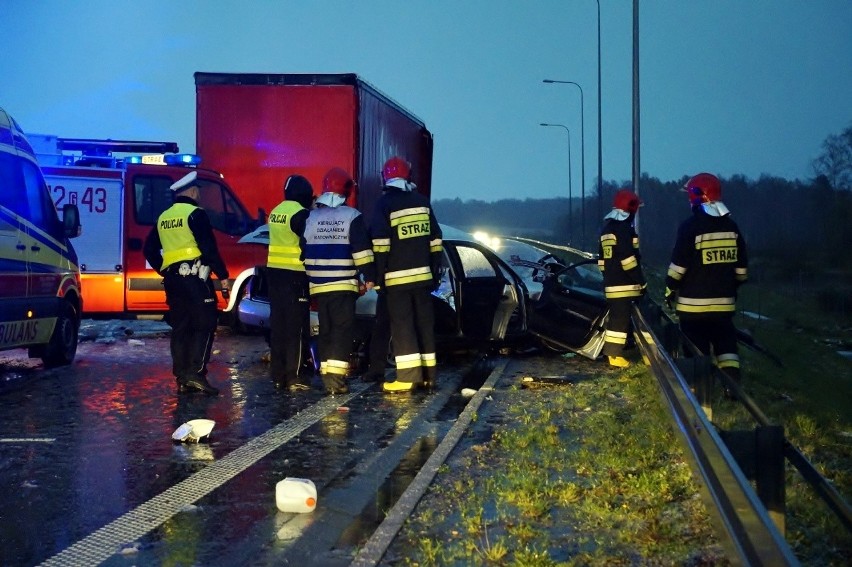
[434,123,852,277]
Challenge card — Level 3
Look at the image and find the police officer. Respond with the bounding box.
[144,171,231,395]
[267,174,314,392]
[665,173,748,393]
[371,156,443,392]
[303,168,375,395]
[598,189,646,368]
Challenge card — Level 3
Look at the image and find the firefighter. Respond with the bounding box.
[665,173,748,394]
[598,189,646,368]
[303,168,375,395]
[143,171,231,395]
[371,156,443,392]
[267,174,314,392]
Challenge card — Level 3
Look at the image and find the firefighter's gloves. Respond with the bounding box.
[664,287,675,309]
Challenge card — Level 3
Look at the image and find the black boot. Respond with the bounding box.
[183,375,219,395]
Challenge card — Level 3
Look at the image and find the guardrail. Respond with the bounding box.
[632,304,800,566]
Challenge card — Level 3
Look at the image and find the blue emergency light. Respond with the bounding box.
[165,153,202,166]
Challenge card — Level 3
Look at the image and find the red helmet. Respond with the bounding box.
[684,172,721,205]
[322,167,355,196]
[613,189,641,214]
[381,156,411,184]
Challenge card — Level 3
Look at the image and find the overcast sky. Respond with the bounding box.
[2,1,850,204]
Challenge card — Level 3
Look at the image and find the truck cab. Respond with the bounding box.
[28,136,267,321]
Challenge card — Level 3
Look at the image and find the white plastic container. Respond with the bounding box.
[276,477,317,513]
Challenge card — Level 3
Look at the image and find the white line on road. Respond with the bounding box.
[0,438,56,443]
[39,384,369,567]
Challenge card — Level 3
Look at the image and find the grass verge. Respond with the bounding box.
[387,359,728,565]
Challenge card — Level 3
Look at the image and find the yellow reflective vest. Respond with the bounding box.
[158,203,202,269]
[267,200,306,271]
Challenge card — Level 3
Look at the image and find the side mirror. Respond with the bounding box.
[62,204,82,238]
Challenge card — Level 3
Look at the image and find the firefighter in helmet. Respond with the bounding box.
[266,174,314,392]
[303,167,375,395]
[598,188,646,368]
[371,156,443,392]
[143,171,231,395]
[665,173,748,394]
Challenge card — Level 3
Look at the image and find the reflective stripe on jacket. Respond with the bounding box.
[598,217,645,300]
[304,205,374,295]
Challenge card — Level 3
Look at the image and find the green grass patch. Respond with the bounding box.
[389,364,728,565]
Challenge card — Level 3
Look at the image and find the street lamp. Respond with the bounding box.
[543,79,585,247]
[596,0,603,221]
[539,123,573,243]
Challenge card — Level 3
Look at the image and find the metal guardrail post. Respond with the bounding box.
[756,425,786,535]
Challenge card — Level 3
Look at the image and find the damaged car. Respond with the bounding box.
[236,224,609,364]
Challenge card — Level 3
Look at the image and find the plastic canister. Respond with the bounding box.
[276,477,317,513]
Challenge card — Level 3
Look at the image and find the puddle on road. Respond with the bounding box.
[332,355,498,550]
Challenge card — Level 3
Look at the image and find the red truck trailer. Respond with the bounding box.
[194,72,434,223]
[28,135,267,320]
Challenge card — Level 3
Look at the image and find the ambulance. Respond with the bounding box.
[27,135,267,322]
[0,107,82,367]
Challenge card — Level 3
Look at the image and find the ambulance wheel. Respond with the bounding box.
[42,301,79,368]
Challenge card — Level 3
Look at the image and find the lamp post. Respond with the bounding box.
[539,123,573,243]
[543,79,585,247]
[596,0,603,221]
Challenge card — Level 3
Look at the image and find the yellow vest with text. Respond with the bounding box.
[267,200,306,271]
[158,203,202,269]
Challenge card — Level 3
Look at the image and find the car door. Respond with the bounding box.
[525,257,609,357]
[442,240,526,342]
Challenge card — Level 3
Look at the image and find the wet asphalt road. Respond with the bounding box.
[0,321,481,566]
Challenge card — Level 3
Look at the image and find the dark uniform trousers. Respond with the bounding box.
[602,298,633,357]
[163,266,218,382]
[365,290,392,380]
[317,291,357,390]
[267,267,310,386]
[680,315,740,381]
[387,287,436,385]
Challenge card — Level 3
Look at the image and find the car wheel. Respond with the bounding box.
[42,301,79,368]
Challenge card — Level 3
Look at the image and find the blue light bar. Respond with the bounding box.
[126,156,144,164]
[164,153,202,166]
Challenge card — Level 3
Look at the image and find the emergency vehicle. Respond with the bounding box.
[0,107,82,367]
[27,135,267,321]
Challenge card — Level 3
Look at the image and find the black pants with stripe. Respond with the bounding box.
[387,286,436,385]
[268,267,309,386]
[163,270,218,383]
[316,291,357,388]
[602,298,634,357]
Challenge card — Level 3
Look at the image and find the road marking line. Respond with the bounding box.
[352,359,509,566]
[0,438,56,443]
[39,384,369,567]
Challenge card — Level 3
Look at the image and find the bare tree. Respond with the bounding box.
[812,123,852,190]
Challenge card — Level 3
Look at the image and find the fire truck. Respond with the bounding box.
[28,135,267,321]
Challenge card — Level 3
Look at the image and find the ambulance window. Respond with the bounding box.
[0,152,28,216]
[20,159,62,237]
[133,175,173,225]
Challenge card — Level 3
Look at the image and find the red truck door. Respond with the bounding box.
[123,166,266,313]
